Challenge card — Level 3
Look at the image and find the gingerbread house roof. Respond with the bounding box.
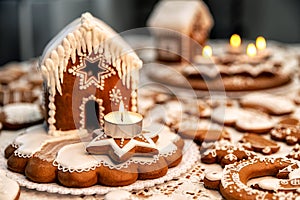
[147,0,213,35]
[39,12,142,96]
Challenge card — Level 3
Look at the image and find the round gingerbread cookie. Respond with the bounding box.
[220,157,299,200]
[0,103,44,129]
[203,170,223,190]
[0,173,20,200]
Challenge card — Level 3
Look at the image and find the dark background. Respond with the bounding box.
[0,0,299,66]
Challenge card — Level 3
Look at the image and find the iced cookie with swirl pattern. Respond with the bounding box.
[0,103,44,130]
[240,133,280,155]
[240,93,295,115]
[270,118,300,145]
[220,157,299,200]
[212,106,274,133]
[201,140,256,167]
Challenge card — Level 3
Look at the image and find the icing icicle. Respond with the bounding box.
[39,12,142,96]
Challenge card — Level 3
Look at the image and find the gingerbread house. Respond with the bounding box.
[147,0,214,62]
[39,13,143,135]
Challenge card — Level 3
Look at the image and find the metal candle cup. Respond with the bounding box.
[104,111,143,138]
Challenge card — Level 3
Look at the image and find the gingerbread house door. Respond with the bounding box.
[79,95,105,131]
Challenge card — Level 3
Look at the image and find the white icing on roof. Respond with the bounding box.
[147,0,213,35]
[39,12,142,96]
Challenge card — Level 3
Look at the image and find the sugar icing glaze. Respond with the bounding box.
[0,174,20,200]
[205,171,222,181]
[10,123,179,172]
[12,124,87,158]
[3,103,42,124]
[54,129,179,172]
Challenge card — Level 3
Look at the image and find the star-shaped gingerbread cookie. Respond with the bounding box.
[86,129,159,163]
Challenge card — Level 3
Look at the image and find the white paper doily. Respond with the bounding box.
[0,139,199,196]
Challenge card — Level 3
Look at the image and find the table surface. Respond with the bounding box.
[0,39,300,200]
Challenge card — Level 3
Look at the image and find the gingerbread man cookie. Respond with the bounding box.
[240,133,280,155]
[270,118,300,145]
[201,140,256,167]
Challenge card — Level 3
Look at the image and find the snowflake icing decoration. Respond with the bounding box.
[109,87,123,105]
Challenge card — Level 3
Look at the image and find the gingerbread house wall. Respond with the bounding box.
[44,52,133,131]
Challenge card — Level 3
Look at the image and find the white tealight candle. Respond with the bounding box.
[104,101,143,138]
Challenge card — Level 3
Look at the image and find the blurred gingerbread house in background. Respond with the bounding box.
[39,12,142,134]
[147,0,213,62]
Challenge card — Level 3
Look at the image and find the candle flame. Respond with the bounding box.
[119,100,125,122]
[202,45,212,58]
[247,43,257,57]
[230,34,241,48]
[256,36,266,50]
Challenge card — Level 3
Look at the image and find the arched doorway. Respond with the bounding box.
[85,100,100,131]
[79,95,105,131]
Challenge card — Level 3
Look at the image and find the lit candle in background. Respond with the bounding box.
[228,34,243,54]
[193,45,214,64]
[230,34,241,48]
[255,36,270,59]
[246,43,257,57]
[256,36,266,51]
[202,45,213,58]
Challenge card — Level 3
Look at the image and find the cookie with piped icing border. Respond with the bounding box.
[220,157,299,200]
[86,129,160,163]
[0,103,44,130]
[270,118,300,145]
[201,140,256,168]
[240,133,280,155]
[211,106,274,133]
[0,173,20,200]
[240,93,295,115]
[5,124,184,187]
